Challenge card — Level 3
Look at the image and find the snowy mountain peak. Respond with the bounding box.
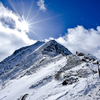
[42,40,72,57]
[1,40,100,100]
[0,40,71,81]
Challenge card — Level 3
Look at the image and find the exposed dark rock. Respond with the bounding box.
[77,53,84,56]
[86,63,89,66]
[17,94,28,100]
[62,77,78,86]
[81,59,87,62]
[76,51,78,54]
[88,95,91,97]
[62,80,68,85]
[21,94,28,100]
[93,61,99,65]
[84,56,89,59]
[89,58,96,61]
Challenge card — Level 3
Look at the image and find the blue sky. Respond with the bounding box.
[0,0,100,61]
[1,0,100,40]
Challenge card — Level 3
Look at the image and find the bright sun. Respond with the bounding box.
[20,20,29,32]
[16,18,29,32]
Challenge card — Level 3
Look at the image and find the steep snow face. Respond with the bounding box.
[0,41,44,78]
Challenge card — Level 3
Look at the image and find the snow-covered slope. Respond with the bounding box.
[0,41,44,78]
[0,40,100,100]
[0,40,71,82]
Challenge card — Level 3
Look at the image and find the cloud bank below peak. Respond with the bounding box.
[57,25,100,59]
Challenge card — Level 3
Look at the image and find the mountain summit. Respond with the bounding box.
[42,40,71,56]
[0,40,71,81]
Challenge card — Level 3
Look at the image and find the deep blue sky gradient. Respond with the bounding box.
[0,0,100,40]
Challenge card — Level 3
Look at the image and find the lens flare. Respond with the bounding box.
[15,16,29,32]
[9,0,65,38]
[20,20,29,32]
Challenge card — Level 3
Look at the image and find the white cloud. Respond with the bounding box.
[37,0,46,11]
[57,25,100,59]
[0,2,36,61]
[1,1,100,62]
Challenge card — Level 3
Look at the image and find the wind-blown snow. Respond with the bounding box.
[0,40,100,100]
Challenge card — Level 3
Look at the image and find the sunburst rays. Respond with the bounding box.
[26,0,34,21]
[9,0,19,16]
[9,0,65,39]
[29,13,65,25]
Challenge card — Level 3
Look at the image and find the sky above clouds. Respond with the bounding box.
[0,0,100,61]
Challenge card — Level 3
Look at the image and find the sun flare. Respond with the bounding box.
[15,17,29,32]
[20,20,29,32]
[9,0,63,39]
